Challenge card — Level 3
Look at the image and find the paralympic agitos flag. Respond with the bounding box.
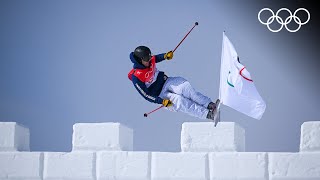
[219,32,266,120]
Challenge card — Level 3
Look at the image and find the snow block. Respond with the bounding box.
[97,151,150,180]
[0,122,30,151]
[0,152,43,180]
[72,123,133,151]
[181,122,245,152]
[269,152,320,180]
[209,152,268,180]
[151,152,208,180]
[43,152,95,180]
[300,121,320,152]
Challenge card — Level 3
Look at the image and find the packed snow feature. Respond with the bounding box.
[0,122,30,151]
[0,152,42,179]
[97,151,151,180]
[300,121,320,152]
[0,121,320,179]
[72,123,133,151]
[181,122,245,152]
[44,152,95,179]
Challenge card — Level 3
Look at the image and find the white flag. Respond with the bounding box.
[219,32,266,120]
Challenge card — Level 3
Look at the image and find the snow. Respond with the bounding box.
[72,123,133,151]
[181,122,245,152]
[151,152,208,180]
[96,151,150,180]
[209,152,268,180]
[0,121,320,179]
[300,121,320,152]
[269,152,320,180]
[0,152,43,180]
[0,122,30,151]
[43,152,95,180]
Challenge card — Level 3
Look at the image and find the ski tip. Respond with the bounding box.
[214,116,220,127]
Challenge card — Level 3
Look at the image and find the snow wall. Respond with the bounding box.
[0,121,320,180]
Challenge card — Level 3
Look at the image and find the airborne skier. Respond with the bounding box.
[128,45,219,120]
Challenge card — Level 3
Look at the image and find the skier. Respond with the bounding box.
[128,46,218,120]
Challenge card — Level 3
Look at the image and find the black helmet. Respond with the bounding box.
[134,46,152,62]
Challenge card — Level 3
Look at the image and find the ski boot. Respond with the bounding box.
[206,99,221,127]
[206,110,215,120]
[207,102,216,111]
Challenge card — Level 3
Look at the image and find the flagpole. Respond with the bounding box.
[219,31,226,104]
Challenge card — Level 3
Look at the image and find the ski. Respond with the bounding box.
[213,99,221,127]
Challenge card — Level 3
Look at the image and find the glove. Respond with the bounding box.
[162,99,173,107]
[164,51,173,60]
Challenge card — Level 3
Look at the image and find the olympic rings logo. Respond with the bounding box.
[258,8,310,32]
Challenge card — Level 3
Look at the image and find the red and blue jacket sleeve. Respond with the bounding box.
[131,75,163,104]
[155,53,166,63]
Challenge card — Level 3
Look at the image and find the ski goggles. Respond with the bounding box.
[141,54,152,62]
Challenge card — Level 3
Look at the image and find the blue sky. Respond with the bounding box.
[0,0,319,152]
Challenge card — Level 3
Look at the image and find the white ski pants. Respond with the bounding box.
[159,77,211,119]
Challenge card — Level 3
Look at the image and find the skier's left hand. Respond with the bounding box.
[164,51,173,60]
[162,99,173,107]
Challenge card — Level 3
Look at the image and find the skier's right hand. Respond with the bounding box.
[164,51,173,60]
[162,99,173,107]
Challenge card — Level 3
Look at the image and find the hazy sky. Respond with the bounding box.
[1,0,319,152]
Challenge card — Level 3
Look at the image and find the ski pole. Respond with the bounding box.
[143,22,198,118]
[172,22,199,53]
[144,105,164,117]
